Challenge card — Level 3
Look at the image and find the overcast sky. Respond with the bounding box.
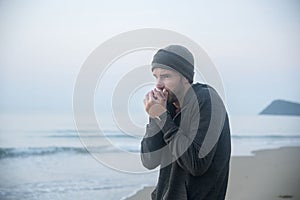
[0,0,300,116]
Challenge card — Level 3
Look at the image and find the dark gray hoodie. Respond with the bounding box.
[141,83,231,200]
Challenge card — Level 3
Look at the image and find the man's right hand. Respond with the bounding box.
[143,88,168,119]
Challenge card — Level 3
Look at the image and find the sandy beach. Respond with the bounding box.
[126,146,300,200]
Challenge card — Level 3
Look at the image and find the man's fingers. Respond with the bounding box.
[144,91,156,112]
[162,88,168,97]
[144,92,150,105]
[145,92,149,100]
[144,89,167,117]
[145,91,155,102]
[153,89,162,99]
[149,91,156,102]
[154,88,166,101]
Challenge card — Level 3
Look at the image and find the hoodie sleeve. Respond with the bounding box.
[140,117,167,170]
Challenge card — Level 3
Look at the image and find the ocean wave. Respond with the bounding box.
[232,135,300,139]
[0,145,140,159]
[47,134,131,138]
[0,180,136,199]
[43,129,136,139]
[0,146,95,159]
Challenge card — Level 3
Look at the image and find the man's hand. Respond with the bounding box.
[144,88,168,118]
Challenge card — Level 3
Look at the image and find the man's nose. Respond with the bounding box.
[156,79,164,89]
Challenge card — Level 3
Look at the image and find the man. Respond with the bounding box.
[141,45,231,200]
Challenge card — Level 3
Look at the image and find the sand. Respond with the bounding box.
[126,146,300,200]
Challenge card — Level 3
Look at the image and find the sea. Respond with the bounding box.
[0,113,300,200]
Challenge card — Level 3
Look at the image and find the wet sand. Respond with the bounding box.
[126,146,300,200]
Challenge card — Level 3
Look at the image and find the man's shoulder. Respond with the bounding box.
[191,83,216,98]
[192,82,206,89]
[190,83,225,107]
[183,83,210,107]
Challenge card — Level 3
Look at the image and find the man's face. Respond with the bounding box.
[152,68,185,104]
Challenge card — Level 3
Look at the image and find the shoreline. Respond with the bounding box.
[125,146,300,200]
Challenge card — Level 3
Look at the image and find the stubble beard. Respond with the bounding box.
[167,91,178,104]
[166,78,185,105]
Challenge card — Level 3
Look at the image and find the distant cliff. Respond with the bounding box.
[260,100,300,116]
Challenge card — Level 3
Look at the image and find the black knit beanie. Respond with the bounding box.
[151,45,194,83]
